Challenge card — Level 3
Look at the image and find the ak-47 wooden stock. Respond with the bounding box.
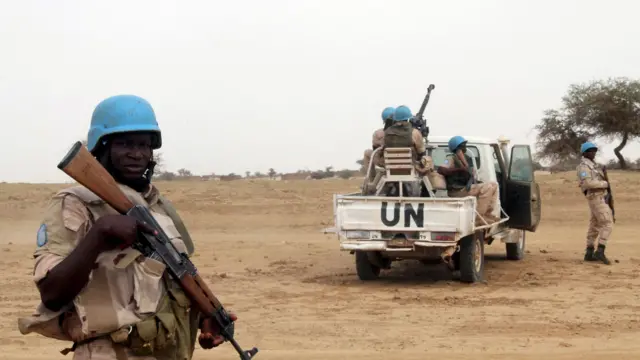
[57,141,258,359]
[57,142,134,213]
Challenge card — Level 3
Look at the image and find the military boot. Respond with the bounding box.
[584,246,596,261]
[594,244,611,265]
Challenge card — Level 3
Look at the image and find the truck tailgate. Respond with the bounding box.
[334,194,476,234]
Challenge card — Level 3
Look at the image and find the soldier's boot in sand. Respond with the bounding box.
[594,244,611,265]
[584,246,596,261]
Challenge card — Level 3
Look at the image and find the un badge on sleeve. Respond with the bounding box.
[580,171,587,179]
[36,224,48,247]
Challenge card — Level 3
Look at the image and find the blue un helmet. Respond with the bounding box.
[392,105,412,121]
[381,106,395,122]
[448,135,467,152]
[86,95,162,153]
[580,141,598,154]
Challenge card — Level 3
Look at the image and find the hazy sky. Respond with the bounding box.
[1,0,639,183]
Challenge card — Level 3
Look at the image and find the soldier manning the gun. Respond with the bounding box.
[381,105,433,196]
[18,94,239,359]
[576,141,613,265]
[437,136,500,226]
[363,106,395,180]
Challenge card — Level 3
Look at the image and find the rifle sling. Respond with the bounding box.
[157,195,195,256]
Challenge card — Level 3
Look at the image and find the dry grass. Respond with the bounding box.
[1,171,639,359]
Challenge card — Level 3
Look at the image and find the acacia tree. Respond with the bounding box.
[534,109,593,165]
[355,159,365,174]
[153,152,165,172]
[536,77,640,169]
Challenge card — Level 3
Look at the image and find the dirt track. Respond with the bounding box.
[1,172,639,359]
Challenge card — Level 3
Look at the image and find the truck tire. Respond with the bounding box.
[506,230,526,260]
[458,232,484,283]
[355,251,381,280]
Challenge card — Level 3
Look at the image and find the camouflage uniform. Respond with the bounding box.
[441,153,500,225]
[383,122,431,172]
[363,128,385,176]
[18,184,199,360]
[576,157,613,263]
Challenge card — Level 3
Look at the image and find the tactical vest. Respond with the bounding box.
[383,122,413,148]
[19,185,199,360]
[445,154,474,192]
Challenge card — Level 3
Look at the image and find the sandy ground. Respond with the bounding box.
[1,171,639,360]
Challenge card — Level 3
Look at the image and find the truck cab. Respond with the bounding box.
[328,135,542,283]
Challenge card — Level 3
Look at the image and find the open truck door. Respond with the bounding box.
[504,145,541,232]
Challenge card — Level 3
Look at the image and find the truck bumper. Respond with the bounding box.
[340,240,457,251]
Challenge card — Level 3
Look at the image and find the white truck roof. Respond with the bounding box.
[427,135,503,145]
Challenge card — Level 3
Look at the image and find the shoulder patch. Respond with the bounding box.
[579,171,587,179]
[36,223,48,247]
[443,159,449,165]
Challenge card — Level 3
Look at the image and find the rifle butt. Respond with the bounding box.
[57,141,134,214]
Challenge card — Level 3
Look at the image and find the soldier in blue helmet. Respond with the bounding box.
[437,135,500,225]
[576,141,613,265]
[363,106,395,187]
[379,105,432,196]
[19,95,235,359]
[383,105,428,164]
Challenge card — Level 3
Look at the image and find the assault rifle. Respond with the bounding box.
[602,165,616,223]
[56,141,259,360]
[410,84,435,139]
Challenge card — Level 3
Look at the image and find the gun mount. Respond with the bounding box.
[410,84,435,140]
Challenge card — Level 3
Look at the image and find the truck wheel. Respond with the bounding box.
[506,230,526,260]
[355,251,381,280]
[458,233,484,283]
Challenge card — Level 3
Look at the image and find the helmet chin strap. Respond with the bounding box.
[93,140,156,193]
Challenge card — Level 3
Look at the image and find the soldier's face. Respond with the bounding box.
[109,133,153,180]
[585,149,597,160]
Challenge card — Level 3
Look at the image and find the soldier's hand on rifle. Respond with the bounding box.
[90,214,157,252]
[465,178,474,192]
[198,312,238,349]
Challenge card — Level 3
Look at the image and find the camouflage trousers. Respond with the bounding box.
[586,192,613,246]
[449,182,499,225]
[73,338,155,360]
[71,337,188,360]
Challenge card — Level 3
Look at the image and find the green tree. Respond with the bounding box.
[534,108,592,164]
[536,77,640,169]
[356,159,365,174]
[153,152,165,172]
[177,168,192,177]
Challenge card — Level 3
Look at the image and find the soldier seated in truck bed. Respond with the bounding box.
[437,135,500,226]
[381,105,433,196]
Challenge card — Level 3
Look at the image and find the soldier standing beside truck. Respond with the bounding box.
[576,141,613,265]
